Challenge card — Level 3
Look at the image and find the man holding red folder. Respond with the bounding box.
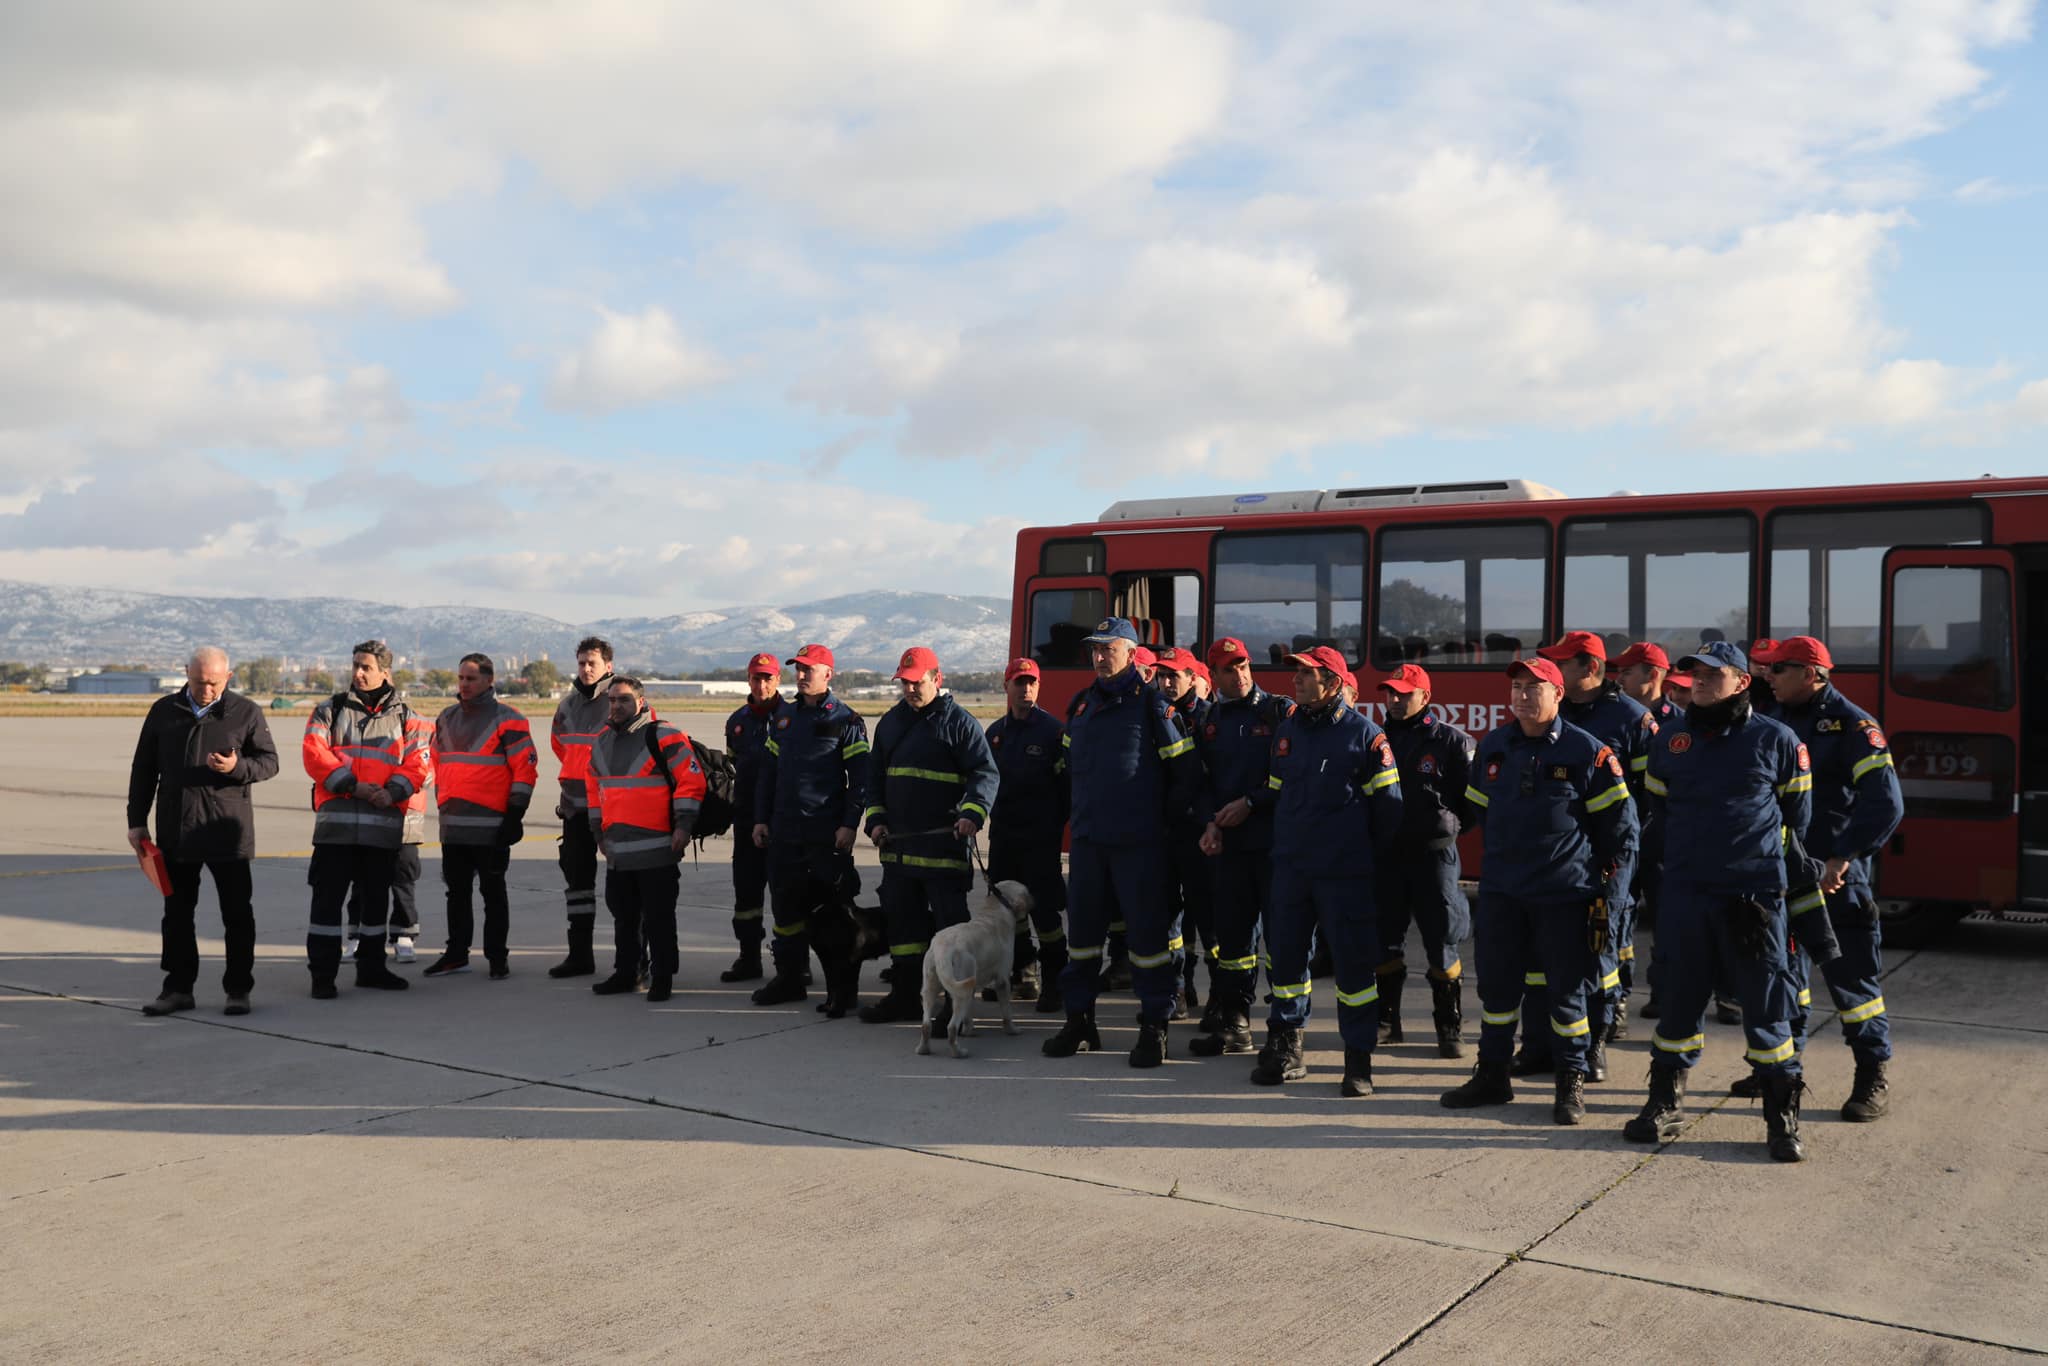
[126,646,280,1016]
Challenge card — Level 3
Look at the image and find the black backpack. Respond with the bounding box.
[645,724,738,842]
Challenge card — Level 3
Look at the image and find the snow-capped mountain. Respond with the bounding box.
[0,581,1013,672]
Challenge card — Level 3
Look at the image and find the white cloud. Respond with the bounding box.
[547,307,727,413]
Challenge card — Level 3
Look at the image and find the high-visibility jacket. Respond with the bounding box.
[862,692,999,879]
[303,689,430,849]
[550,674,614,814]
[431,690,538,846]
[588,710,707,871]
[400,710,433,843]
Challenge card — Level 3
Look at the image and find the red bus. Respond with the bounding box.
[1008,474,2048,943]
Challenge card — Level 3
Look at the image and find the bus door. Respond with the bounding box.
[1876,547,2021,909]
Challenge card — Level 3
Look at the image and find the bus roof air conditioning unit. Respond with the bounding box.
[1097,489,1327,521]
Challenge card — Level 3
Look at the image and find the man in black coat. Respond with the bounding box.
[125,647,280,1016]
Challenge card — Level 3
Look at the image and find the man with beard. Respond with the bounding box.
[548,637,616,978]
[421,654,537,981]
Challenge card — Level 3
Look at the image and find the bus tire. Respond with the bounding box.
[1876,900,1968,950]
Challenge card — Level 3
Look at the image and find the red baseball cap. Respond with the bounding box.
[1378,663,1432,695]
[1004,657,1040,682]
[1207,637,1251,667]
[892,646,940,681]
[746,652,780,677]
[1153,646,1197,672]
[1190,660,1211,684]
[1133,646,1158,668]
[1340,670,1357,693]
[1611,642,1670,671]
[788,643,835,669]
[1773,636,1833,669]
[1507,656,1566,688]
[1283,645,1349,676]
[1665,671,1694,690]
[1537,630,1606,662]
[1748,638,1782,665]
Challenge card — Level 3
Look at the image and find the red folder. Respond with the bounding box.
[137,839,171,896]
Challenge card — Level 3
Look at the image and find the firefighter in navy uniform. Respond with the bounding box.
[859,647,1000,1025]
[1765,635,1906,1121]
[719,653,787,982]
[1441,656,1638,1126]
[1154,646,1215,1018]
[1251,647,1405,1096]
[750,643,868,1007]
[1513,631,1655,1073]
[1613,641,1682,1021]
[1372,664,1474,1058]
[984,657,1071,1011]
[1627,641,1816,1161]
[1191,638,1293,1057]
[1043,618,1202,1068]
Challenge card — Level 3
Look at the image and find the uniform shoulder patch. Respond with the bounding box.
[1276,736,1292,757]
[1669,733,1692,754]
[731,723,744,736]
[1204,723,1218,740]
[1595,745,1623,779]
[1639,713,1658,734]
[1485,757,1502,782]
[1419,755,1437,776]
[1866,728,1886,749]
[1797,743,1811,771]
[1373,733,1395,768]
[776,716,790,730]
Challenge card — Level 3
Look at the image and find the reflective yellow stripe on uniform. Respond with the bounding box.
[1464,784,1490,808]
[1629,754,1650,772]
[1839,996,1887,1024]
[886,766,960,784]
[1852,752,1895,782]
[1778,773,1813,795]
[861,805,887,825]
[773,920,806,937]
[735,908,764,922]
[764,738,780,757]
[1746,1037,1796,1066]
[1481,1007,1521,1026]
[1524,971,1547,987]
[1550,1015,1591,1038]
[1158,736,1194,760]
[1270,979,1311,1000]
[1585,782,1630,813]
[1216,954,1258,972]
[1362,768,1399,793]
[1597,968,1621,991]
[881,853,970,872]
[1128,936,1186,970]
[890,940,929,957]
[1643,774,1669,797]
[1335,983,1380,1007]
[1652,1032,1705,1053]
[1068,944,1103,961]
[1797,988,1812,1007]
[959,801,988,822]
[1268,774,1283,790]
[842,740,870,758]
[1789,889,1825,914]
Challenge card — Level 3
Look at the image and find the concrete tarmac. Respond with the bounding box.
[2,717,2044,1361]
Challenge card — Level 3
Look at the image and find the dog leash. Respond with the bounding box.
[878,825,1024,919]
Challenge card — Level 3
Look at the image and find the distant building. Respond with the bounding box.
[641,679,758,699]
[70,672,182,695]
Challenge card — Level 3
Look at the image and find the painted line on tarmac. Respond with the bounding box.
[0,864,132,879]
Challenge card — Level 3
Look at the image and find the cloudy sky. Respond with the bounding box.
[1,1,2043,620]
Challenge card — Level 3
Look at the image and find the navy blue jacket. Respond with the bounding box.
[1773,684,1904,891]
[724,694,786,821]
[862,692,999,877]
[1267,700,1404,878]
[1561,684,1658,789]
[1381,709,1474,848]
[1465,714,1638,904]
[1165,690,1213,830]
[986,706,1069,847]
[1064,667,1201,846]
[1644,707,1812,896]
[754,691,869,844]
[1195,686,1293,852]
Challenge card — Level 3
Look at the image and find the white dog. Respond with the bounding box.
[918,880,1033,1058]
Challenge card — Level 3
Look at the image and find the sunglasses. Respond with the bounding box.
[1768,662,1808,675]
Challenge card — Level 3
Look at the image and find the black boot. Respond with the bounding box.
[1190,1010,1254,1056]
[1606,1004,1630,1042]
[1715,995,1742,1026]
[750,972,808,1006]
[1762,1072,1807,1162]
[1623,1065,1687,1143]
[356,950,409,991]
[1638,993,1662,1020]
[1841,1056,1890,1122]
[1429,974,1465,1059]
[1168,988,1190,1022]
[645,974,673,1003]
[1249,1026,1306,1085]
[591,967,639,995]
[1510,1043,1554,1076]
[1553,1069,1587,1125]
[549,919,597,979]
[1042,1009,1102,1058]
[1130,1021,1168,1068]
[860,955,923,1023]
[1376,964,1407,1045]
[1585,1037,1608,1084]
[1341,1048,1374,1098]
[1035,945,1068,1015]
[719,950,763,983]
[1440,1060,1514,1109]
[1728,1071,1763,1099]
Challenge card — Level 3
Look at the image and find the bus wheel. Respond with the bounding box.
[1876,900,1968,950]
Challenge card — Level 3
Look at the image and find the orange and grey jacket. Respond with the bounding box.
[588,710,708,871]
[303,690,431,849]
[431,690,538,846]
[550,673,614,814]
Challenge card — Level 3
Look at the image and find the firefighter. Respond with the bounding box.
[547,636,615,978]
[1372,663,1474,1058]
[301,640,431,998]
[1191,638,1293,1057]
[1626,641,1815,1161]
[421,654,537,981]
[984,657,1071,1012]
[860,647,1000,1024]
[750,644,868,1006]
[1250,646,1405,1095]
[1440,657,1638,1126]
[719,653,787,983]
[1042,618,1201,1067]
[1765,635,1905,1122]
[1614,642,1682,730]
[1155,646,1214,1018]
[1613,641,1682,1022]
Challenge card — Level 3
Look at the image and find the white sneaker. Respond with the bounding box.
[394,936,416,963]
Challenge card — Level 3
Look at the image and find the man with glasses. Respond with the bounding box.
[1764,635,1905,1121]
[1626,641,1815,1161]
[1441,657,1638,1125]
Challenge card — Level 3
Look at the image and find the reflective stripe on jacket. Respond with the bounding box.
[1268,700,1404,878]
[588,711,708,871]
[986,706,1069,846]
[1064,667,1199,847]
[863,693,1000,876]
[1465,714,1638,904]
[1644,709,1811,896]
[431,691,539,845]
[550,674,613,813]
[1774,684,1903,889]
[754,691,869,843]
[303,690,430,849]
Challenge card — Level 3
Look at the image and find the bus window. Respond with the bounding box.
[1375,523,1545,668]
[1890,565,2014,710]
[1214,531,1366,665]
[1561,514,1751,660]
[1041,537,1105,576]
[1768,505,1984,667]
[1030,587,1107,668]
[1112,572,1201,649]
